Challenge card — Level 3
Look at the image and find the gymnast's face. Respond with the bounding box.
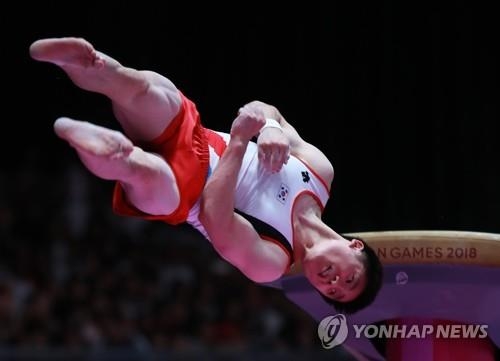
[302,238,367,302]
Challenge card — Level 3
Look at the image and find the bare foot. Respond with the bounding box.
[29,37,104,69]
[54,117,133,159]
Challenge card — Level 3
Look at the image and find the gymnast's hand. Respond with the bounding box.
[257,122,290,173]
[231,101,290,173]
[230,104,266,142]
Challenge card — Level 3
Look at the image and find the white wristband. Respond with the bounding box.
[259,118,282,134]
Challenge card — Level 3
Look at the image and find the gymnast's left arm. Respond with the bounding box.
[199,106,289,283]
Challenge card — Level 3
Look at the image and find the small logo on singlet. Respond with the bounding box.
[276,183,289,204]
[301,170,310,183]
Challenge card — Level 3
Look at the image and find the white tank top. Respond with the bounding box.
[187,132,331,262]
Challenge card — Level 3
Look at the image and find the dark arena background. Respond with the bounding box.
[1,2,499,360]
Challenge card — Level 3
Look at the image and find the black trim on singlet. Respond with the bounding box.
[234,208,294,263]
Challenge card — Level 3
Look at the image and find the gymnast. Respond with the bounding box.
[30,37,383,314]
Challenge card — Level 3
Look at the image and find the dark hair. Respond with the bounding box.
[318,235,383,315]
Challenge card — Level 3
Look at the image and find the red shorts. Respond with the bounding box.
[112,92,224,225]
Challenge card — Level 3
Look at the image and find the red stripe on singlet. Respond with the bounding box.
[205,129,227,156]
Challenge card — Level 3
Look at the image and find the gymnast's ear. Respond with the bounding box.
[349,238,365,251]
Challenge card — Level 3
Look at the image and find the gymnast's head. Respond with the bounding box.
[301,235,383,314]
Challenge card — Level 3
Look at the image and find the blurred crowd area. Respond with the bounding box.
[0,158,355,360]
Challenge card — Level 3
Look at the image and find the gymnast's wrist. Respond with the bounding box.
[259,118,283,134]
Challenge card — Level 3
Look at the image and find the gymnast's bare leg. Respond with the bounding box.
[29,37,181,215]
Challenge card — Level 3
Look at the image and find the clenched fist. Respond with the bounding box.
[230,104,266,142]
